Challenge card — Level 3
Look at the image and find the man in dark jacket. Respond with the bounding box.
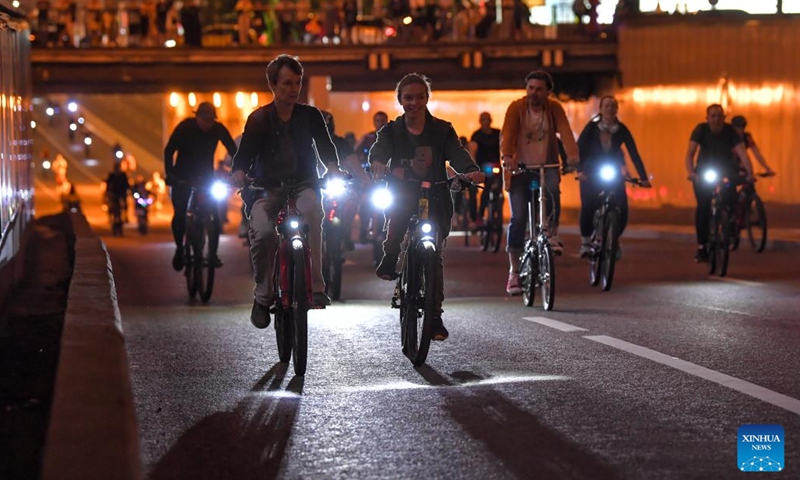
[164,101,237,271]
[231,54,343,329]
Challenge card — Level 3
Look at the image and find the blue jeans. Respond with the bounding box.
[506,168,561,252]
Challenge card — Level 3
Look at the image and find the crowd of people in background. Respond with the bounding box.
[27,0,629,48]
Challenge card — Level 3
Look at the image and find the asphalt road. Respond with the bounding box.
[100,212,800,480]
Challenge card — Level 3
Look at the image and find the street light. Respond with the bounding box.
[67,101,78,113]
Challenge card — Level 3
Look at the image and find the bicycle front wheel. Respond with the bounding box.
[715,209,731,277]
[600,210,619,292]
[520,249,535,307]
[746,195,768,253]
[539,240,555,311]
[184,236,197,300]
[404,242,436,367]
[274,308,293,363]
[291,248,309,376]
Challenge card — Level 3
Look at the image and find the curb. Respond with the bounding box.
[41,211,143,480]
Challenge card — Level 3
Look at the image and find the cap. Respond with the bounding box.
[195,102,217,119]
[731,115,747,128]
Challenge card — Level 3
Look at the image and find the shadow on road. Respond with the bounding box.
[148,363,303,480]
[414,366,625,480]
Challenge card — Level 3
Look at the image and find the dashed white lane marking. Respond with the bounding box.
[585,335,800,416]
[523,317,588,332]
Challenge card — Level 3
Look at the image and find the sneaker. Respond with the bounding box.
[172,246,184,271]
[376,254,399,280]
[251,301,271,329]
[312,291,331,308]
[506,272,522,296]
[694,246,709,263]
[549,235,564,256]
[431,318,449,341]
[579,243,592,258]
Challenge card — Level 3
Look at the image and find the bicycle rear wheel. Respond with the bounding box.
[198,222,216,303]
[404,242,436,366]
[746,195,768,253]
[600,210,619,291]
[291,248,309,376]
[538,240,555,311]
[520,249,535,307]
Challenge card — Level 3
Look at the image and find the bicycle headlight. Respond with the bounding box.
[323,177,346,198]
[371,187,393,210]
[420,222,433,234]
[210,181,228,200]
[703,169,718,184]
[289,219,300,230]
[599,165,617,182]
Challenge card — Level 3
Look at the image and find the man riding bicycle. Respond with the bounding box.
[684,104,754,263]
[164,101,237,271]
[231,54,343,330]
[369,73,484,342]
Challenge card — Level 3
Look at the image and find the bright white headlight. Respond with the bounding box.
[291,238,304,250]
[703,170,718,184]
[421,222,433,234]
[289,219,300,229]
[371,187,393,210]
[599,165,617,182]
[324,178,346,197]
[210,181,228,200]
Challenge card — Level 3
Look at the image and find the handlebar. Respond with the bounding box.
[511,163,575,175]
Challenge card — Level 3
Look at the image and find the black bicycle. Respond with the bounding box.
[182,179,226,303]
[731,172,773,253]
[383,173,476,366]
[321,175,355,301]
[584,166,643,291]
[244,178,318,376]
[480,162,504,253]
[515,164,561,311]
[701,169,736,278]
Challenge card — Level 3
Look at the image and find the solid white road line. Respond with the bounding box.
[585,335,800,416]
[523,317,589,332]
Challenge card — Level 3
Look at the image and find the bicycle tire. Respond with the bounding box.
[184,236,197,300]
[291,248,309,376]
[708,212,718,276]
[589,211,603,287]
[539,239,556,311]
[323,228,343,301]
[601,210,619,291]
[716,209,731,277]
[747,195,768,253]
[199,221,217,303]
[404,242,435,366]
[521,249,535,307]
[274,308,293,363]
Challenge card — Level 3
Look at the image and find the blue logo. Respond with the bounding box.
[738,424,784,472]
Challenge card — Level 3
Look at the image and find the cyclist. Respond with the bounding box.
[164,101,237,272]
[500,70,579,295]
[321,110,360,251]
[576,96,651,258]
[231,54,343,330]
[369,73,484,342]
[730,115,776,177]
[105,161,130,225]
[469,111,501,225]
[684,104,753,263]
[354,111,389,243]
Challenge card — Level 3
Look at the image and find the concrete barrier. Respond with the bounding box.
[42,211,143,480]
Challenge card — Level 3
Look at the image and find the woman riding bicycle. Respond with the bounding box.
[576,96,651,258]
[369,73,484,342]
[232,54,343,330]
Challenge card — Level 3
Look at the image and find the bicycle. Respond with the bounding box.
[321,175,356,301]
[181,178,227,303]
[731,172,773,253]
[514,164,563,311]
[480,162,504,253]
[244,178,319,376]
[583,165,643,291]
[107,194,125,237]
[701,169,738,278]
[379,172,476,366]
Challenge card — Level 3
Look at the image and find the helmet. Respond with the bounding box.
[731,115,747,129]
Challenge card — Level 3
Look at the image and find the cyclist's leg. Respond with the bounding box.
[543,168,562,236]
[248,193,281,306]
[692,180,714,246]
[578,180,601,239]
[506,174,531,271]
[208,207,222,261]
[170,186,191,248]
[615,181,629,236]
[296,187,326,293]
